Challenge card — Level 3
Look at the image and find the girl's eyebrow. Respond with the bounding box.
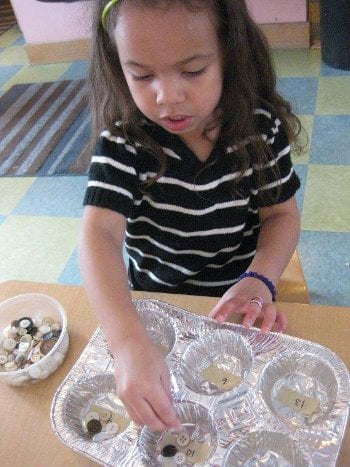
[123,53,215,69]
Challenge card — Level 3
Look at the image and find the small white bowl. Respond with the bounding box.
[0,293,69,386]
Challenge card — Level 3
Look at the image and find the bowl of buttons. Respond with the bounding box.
[0,293,69,386]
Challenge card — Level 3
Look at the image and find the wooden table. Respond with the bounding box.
[0,281,348,466]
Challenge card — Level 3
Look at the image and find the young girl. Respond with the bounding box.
[79,0,301,432]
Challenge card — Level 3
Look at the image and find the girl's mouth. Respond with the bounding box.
[160,115,192,132]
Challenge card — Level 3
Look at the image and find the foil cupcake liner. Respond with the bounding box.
[258,352,339,428]
[223,430,309,466]
[136,300,177,357]
[139,401,217,466]
[181,330,253,396]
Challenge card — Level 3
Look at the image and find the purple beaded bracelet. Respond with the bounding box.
[237,271,277,300]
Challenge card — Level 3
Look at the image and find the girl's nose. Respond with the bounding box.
[155,78,185,106]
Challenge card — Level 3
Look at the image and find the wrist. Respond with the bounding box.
[237,271,277,300]
[106,321,149,356]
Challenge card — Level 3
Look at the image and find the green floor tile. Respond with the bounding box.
[0,45,28,66]
[302,165,350,232]
[1,62,70,91]
[316,77,350,114]
[0,215,81,282]
[273,49,321,77]
[0,178,35,215]
[0,26,22,48]
[292,115,313,164]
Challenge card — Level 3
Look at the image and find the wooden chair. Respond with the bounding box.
[276,251,310,303]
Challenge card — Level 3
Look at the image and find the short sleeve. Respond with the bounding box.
[83,131,140,218]
[251,110,300,207]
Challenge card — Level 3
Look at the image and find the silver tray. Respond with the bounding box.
[51,299,350,466]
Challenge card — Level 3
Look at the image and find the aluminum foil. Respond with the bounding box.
[51,299,350,466]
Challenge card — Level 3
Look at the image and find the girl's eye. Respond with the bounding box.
[184,68,206,77]
[132,74,153,81]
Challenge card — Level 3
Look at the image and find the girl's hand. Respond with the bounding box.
[208,277,287,333]
[114,333,182,432]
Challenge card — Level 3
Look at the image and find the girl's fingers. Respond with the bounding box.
[147,385,182,430]
[209,298,245,322]
[210,297,286,333]
[131,395,168,432]
[208,303,227,321]
[274,310,287,333]
[124,403,143,427]
[260,303,277,333]
[241,301,263,328]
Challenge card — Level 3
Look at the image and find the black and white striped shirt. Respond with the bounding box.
[84,109,300,297]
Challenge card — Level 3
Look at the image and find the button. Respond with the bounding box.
[38,324,51,334]
[18,341,30,353]
[174,452,186,465]
[33,317,42,327]
[105,421,119,435]
[17,327,28,336]
[0,354,8,365]
[9,327,18,338]
[176,431,190,447]
[87,419,102,435]
[27,326,38,336]
[98,408,112,422]
[42,331,54,340]
[3,337,17,352]
[50,322,61,332]
[33,331,43,341]
[42,316,54,326]
[18,317,33,329]
[161,444,177,457]
[41,338,58,355]
[7,353,15,362]
[15,354,26,367]
[11,319,20,327]
[4,361,18,372]
[30,352,41,363]
[3,325,17,338]
[20,334,32,344]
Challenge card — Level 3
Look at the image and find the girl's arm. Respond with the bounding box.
[79,206,181,431]
[209,196,300,331]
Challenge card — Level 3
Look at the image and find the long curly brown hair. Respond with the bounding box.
[88,0,302,195]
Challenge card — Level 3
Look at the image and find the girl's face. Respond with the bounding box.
[114,2,223,146]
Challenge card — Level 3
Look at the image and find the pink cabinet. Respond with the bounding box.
[247,0,307,24]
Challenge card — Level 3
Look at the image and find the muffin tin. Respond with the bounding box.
[51,299,350,466]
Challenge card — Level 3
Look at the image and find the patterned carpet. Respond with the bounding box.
[0,79,91,175]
